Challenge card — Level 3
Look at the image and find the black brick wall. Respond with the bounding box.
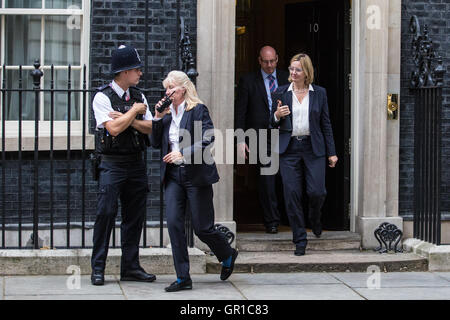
[400,0,450,219]
[1,0,197,228]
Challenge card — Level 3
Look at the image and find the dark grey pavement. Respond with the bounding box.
[2,272,450,300]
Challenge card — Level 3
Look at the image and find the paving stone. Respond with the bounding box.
[5,272,450,300]
[233,284,364,300]
[228,273,340,285]
[120,275,244,300]
[5,295,125,300]
[5,275,121,296]
[434,272,450,282]
[330,272,450,288]
[355,287,450,300]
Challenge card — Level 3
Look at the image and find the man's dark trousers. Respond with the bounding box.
[279,137,327,247]
[254,133,279,228]
[91,159,147,276]
[165,164,233,281]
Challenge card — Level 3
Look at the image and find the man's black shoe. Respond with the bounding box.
[91,271,105,286]
[120,269,156,282]
[265,226,278,234]
[312,224,322,238]
[165,279,193,292]
[294,246,306,256]
[220,249,239,281]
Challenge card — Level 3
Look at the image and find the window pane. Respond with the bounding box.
[43,69,80,121]
[5,69,36,121]
[5,15,41,66]
[6,0,42,8]
[45,16,81,66]
[45,0,82,9]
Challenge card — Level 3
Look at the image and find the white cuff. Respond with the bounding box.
[274,114,280,122]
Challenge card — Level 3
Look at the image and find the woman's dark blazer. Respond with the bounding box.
[270,84,336,157]
[150,103,220,187]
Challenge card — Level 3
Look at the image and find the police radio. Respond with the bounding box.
[157,91,175,113]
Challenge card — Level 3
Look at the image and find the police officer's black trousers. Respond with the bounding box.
[165,164,233,281]
[91,159,147,276]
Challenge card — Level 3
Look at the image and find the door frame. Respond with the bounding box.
[349,0,359,233]
[196,0,367,234]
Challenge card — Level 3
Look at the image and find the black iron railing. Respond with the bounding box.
[0,0,198,250]
[1,62,98,249]
[410,15,446,245]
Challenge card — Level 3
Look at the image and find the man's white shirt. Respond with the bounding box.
[92,80,153,130]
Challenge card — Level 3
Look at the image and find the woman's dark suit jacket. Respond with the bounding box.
[270,84,336,157]
[150,103,220,187]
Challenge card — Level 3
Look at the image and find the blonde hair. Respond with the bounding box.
[288,53,314,86]
[163,70,203,111]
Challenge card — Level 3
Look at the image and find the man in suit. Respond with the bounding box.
[235,46,289,234]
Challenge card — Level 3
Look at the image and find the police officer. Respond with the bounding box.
[91,45,155,286]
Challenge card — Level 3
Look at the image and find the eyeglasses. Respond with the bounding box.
[288,66,303,73]
[260,59,277,65]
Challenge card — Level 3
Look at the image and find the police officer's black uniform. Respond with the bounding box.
[90,45,155,286]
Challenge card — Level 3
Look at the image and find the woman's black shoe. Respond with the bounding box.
[165,279,193,292]
[220,249,239,281]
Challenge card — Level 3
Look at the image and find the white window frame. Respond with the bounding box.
[0,0,92,151]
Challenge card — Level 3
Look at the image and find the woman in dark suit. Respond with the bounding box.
[151,71,238,292]
[270,53,338,256]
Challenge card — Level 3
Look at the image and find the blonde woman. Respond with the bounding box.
[151,71,238,292]
[271,54,338,256]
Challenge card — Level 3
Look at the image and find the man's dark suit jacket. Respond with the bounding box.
[235,69,290,133]
[150,103,220,187]
[270,84,336,158]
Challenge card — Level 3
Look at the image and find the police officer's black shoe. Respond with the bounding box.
[120,269,156,282]
[91,271,105,286]
[220,249,239,281]
[165,279,193,292]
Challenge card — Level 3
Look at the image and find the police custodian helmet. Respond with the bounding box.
[111,45,143,74]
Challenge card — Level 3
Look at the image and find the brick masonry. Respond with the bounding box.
[400,0,450,219]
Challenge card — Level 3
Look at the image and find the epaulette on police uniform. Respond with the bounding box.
[97,84,110,92]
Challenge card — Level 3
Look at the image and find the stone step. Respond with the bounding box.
[206,250,428,273]
[236,231,362,252]
[0,248,205,276]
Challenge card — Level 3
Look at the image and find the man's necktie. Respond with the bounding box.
[268,74,277,93]
[122,92,128,101]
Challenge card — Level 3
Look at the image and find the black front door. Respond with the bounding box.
[234,0,351,231]
[285,0,351,230]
